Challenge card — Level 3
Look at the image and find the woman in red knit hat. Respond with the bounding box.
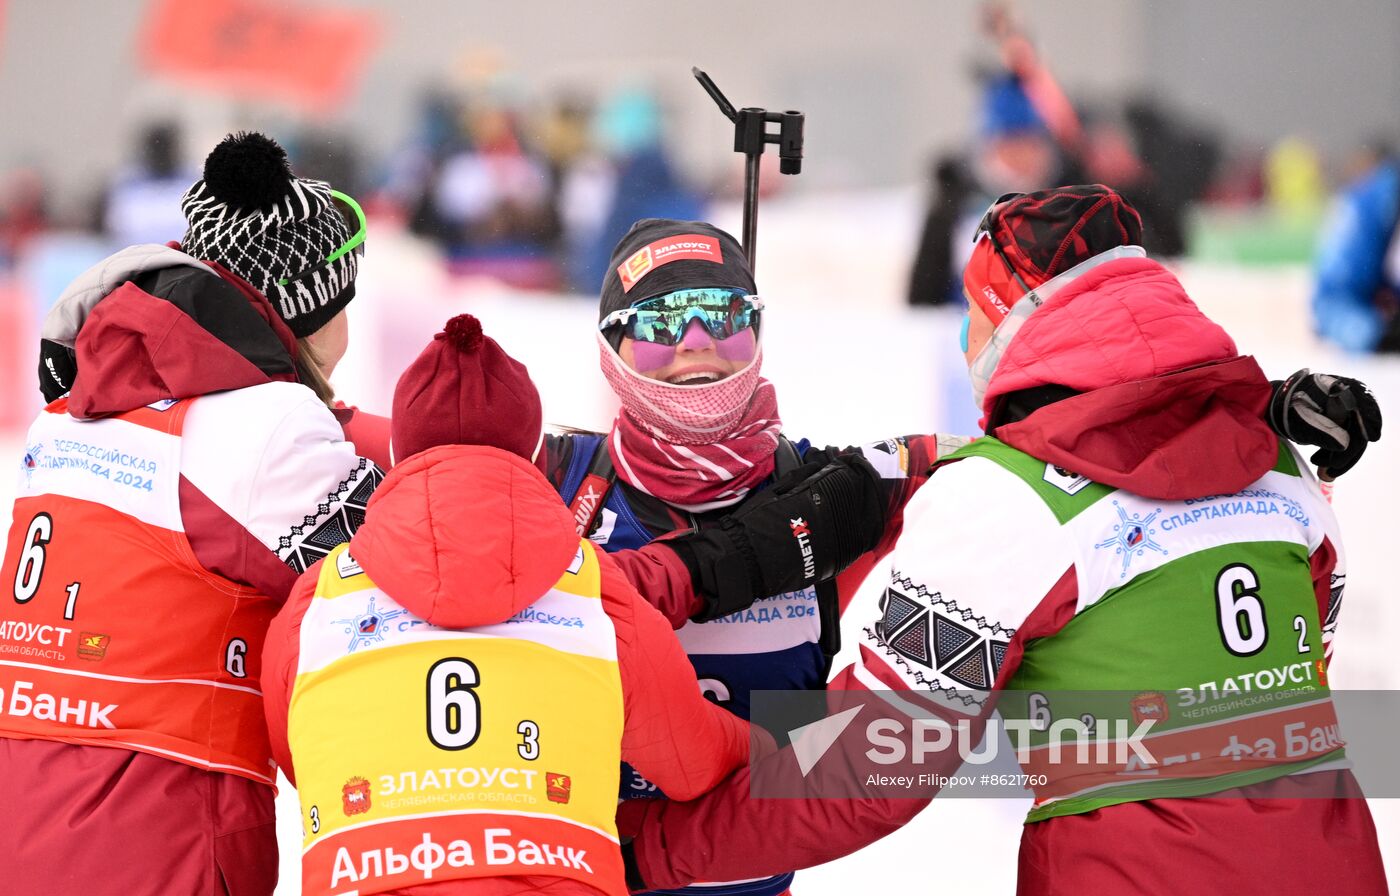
[261,315,761,896]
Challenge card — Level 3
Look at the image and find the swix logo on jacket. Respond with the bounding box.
[557,433,825,715]
[291,542,626,896]
[0,398,277,784]
[570,474,610,537]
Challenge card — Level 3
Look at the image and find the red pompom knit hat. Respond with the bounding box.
[391,315,543,464]
[963,184,1143,321]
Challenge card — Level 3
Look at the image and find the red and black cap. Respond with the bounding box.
[964,184,1143,321]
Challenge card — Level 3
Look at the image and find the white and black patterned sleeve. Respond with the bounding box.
[854,455,1074,716]
[182,381,384,581]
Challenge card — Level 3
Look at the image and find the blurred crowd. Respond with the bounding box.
[0,84,708,296]
[379,87,707,292]
[0,7,1397,352]
[899,5,1400,354]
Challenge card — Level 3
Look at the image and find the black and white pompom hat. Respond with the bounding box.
[181,131,365,338]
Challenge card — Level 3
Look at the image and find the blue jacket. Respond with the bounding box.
[543,428,938,896]
[1312,159,1400,352]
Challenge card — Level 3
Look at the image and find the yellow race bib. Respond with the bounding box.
[289,542,625,896]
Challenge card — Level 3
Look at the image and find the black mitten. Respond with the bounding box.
[665,453,887,622]
[1268,369,1383,479]
[38,338,77,403]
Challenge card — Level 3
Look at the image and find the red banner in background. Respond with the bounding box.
[139,0,381,112]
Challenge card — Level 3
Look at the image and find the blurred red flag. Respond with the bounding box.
[139,0,380,111]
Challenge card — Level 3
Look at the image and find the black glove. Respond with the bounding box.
[38,338,77,403]
[665,453,888,622]
[1268,369,1383,480]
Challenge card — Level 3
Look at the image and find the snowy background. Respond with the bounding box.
[6,190,1394,891]
[0,0,1397,889]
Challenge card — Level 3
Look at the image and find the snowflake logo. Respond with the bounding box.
[332,595,407,653]
[21,443,42,486]
[1094,501,1167,577]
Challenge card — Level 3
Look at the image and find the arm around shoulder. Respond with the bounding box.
[601,542,703,628]
[185,383,384,580]
[599,552,750,801]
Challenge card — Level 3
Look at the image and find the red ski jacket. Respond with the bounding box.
[1,245,380,896]
[621,257,1388,896]
[263,445,756,896]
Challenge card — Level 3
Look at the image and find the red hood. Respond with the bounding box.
[349,445,582,627]
[987,257,1277,499]
[64,253,298,418]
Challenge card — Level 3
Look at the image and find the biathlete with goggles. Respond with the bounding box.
[261,315,764,896]
[616,187,1386,896]
[541,218,947,896]
[2,132,383,896]
[545,216,1381,895]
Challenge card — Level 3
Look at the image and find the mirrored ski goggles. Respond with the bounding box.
[277,190,368,287]
[972,191,1032,295]
[599,288,763,345]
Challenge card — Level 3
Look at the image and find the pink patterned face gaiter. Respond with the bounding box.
[597,333,782,510]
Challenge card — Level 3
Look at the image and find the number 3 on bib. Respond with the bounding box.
[426,658,481,750]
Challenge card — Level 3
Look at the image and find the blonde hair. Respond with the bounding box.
[295,337,336,407]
